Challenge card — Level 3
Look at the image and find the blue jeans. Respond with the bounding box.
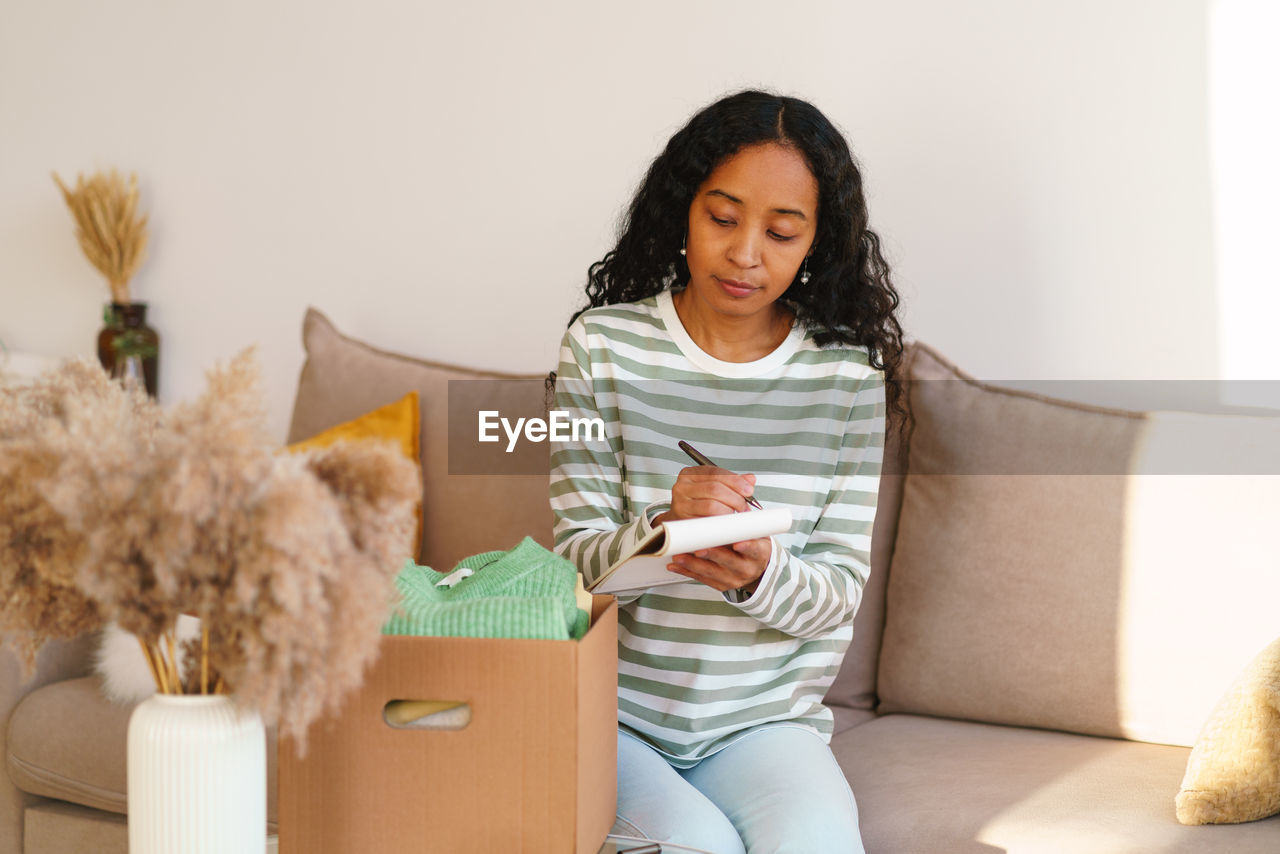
[611,725,864,854]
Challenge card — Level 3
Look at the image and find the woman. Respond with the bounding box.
[550,89,906,854]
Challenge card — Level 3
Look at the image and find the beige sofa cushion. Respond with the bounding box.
[6,677,278,829]
[824,345,912,722]
[0,636,97,854]
[287,308,555,571]
[23,801,128,854]
[877,343,1280,745]
[877,344,1146,737]
[832,713,1280,853]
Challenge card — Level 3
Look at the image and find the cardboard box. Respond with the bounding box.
[279,596,618,854]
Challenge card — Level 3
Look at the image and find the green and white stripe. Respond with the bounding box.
[550,289,884,767]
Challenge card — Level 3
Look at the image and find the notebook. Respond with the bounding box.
[588,508,793,595]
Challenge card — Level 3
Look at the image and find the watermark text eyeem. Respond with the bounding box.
[477,410,606,453]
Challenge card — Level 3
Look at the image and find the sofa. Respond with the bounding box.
[5,307,1279,853]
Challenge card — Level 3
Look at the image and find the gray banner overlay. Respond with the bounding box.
[447,379,554,475]
[446,379,1280,476]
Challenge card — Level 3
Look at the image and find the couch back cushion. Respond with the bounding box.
[823,350,911,720]
[876,342,1280,747]
[287,308,555,572]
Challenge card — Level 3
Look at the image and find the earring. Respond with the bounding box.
[800,257,811,285]
[679,234,687,257]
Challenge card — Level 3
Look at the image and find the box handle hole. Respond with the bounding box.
[382,700,471,730]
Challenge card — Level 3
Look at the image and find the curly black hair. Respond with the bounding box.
[569,89,909,430]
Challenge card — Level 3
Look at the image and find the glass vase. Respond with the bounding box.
[98,301,159,397]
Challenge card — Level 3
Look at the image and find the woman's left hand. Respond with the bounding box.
[668,537,771,594]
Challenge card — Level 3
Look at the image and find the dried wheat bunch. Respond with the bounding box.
[52,169,150,304]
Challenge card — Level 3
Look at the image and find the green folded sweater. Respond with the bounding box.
[383,537,590,640]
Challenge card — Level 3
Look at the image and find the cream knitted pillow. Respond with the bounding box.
[1176,635,1280,824]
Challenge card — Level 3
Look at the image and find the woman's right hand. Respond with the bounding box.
[652,465,757,525]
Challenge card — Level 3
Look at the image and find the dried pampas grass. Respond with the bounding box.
[52,168,150,304]
[0,359,152,664]
[0,350,419,750]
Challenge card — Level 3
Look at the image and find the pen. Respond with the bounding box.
[677,440,764,510]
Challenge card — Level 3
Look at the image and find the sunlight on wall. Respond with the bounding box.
[1114,412,1280,747]
[1210,0,1280,404]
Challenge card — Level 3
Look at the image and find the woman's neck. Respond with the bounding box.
[671,288,795,363]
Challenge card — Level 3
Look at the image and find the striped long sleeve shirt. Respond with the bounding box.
[549,289,884,767]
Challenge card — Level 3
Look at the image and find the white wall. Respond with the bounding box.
[1210,0,1280,407]
[0,0,1237,438]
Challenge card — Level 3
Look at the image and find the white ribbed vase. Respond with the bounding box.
[127,694,266,854]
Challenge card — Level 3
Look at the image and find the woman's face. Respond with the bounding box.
[684,142,819,321]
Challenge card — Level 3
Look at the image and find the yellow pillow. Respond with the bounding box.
[1176,635,1280,825]
[289,391,420,459]
[288,392,422,553]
